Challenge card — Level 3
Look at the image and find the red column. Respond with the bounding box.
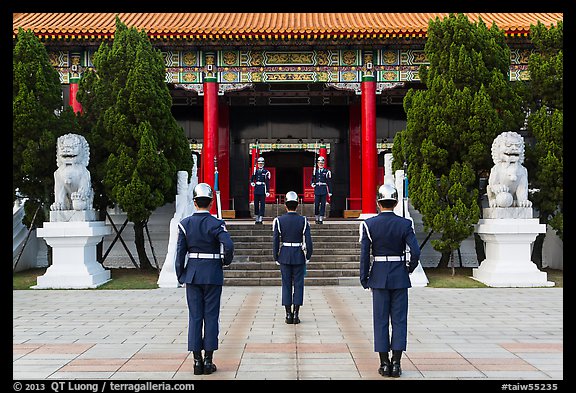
[203,78,218,215]
[218,103,230,210]
[361,75,377,215]
[69,78,82,114]
[349,104,362,210]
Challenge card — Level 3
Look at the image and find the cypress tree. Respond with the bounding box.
[525,21,563,242]
[13,27,79,228]
[392,13,524,268]
[77,17,193,270]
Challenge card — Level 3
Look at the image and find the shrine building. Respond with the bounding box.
[12,13,563,218]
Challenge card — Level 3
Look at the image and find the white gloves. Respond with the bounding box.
[251,182,255,187]
[266,193,270,197]
[275,261,280,266]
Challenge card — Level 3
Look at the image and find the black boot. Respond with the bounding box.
[192,351,203,375]
[378,352,391,377]
[285,305,294,324]
[293,305,301,324]
[203,350,217,375]
[391,350,402,377]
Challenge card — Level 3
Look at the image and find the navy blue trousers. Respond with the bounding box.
[185,284,222,352]
[372,288,408,352]
[279,263,305,306]
[254,194,266,216]
[314,193,327,216]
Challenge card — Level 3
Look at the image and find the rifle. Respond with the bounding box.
[253,139,259,177]
[312,140,318,183]
[214,156,225,262]
[214,156,222,219]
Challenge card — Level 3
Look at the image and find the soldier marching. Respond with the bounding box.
[310,156,332,224]
[251,156,271,225]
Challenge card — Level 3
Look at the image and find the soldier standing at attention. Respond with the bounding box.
[272,191,313,324]
[310,156,332,224]
[175,183,234,376]
[359,184,420,378]
[251,156,271,225]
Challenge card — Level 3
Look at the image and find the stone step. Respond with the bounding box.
[228,261,360,269]
[232,256,360,264]
[223,269,358,279]
[223,277,357,286]
[232,242,359,250]
[228,235,359,243]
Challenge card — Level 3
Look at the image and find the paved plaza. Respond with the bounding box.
[13,286,562,382]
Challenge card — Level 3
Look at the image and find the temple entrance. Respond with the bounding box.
[261,151,315,198]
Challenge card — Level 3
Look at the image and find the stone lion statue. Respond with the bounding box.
[50,133,94,211]
[487,131,532,208]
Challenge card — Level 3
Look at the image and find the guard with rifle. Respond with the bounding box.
[175,183,234,376]
[359,184,420,378]
[251,156,271,225]
[310,156,332,224]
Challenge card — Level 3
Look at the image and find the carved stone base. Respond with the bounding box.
[472,218,553,287]
[34,221,112,289]
[50,210,98,222]
[483,207,533,219]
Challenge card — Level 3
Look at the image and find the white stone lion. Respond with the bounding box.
[50,133,94,211]
[487,131,532,208]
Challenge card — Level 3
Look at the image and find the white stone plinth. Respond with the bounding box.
[472,218,553,287]
[34,220,112,289]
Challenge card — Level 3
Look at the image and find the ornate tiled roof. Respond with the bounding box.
[13,13,563,41]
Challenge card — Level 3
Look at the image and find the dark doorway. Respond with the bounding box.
[275,167,301,195]
[263,151,315,197]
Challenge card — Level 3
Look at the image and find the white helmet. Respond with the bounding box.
[317,156,325,163]
[377,184,398,202]
[285,191,298,204]
[193,183,213,200]
[257,157,265,164]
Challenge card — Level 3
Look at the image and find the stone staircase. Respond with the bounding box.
[224,220,361,286]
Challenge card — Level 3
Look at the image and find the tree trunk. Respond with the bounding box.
[474,233,486,264]
[531,233,545,269]
[133,221,154,270]
[439,251,451,268]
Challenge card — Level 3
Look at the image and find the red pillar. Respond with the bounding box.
[69,78,82,114]
[203,78,218,215]
[349,104,362,210]
[361,75,377,215]
[218,103,230,210]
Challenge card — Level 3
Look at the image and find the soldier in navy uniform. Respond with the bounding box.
[310,156,332,224]
[251,156,271,224]
[175,183,234,376]
[272,191,313,324]
[359,184,420,378]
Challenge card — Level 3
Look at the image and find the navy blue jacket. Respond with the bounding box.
[311,167,332,196]
[359,211,420,289]
[175,211,234,285]
[272,212,313,264]
[251,168,271,195]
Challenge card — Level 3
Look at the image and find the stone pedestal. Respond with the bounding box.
[34,219,112,289]
[473,215,553,287]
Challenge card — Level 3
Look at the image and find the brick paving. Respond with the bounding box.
[13,286,562,381]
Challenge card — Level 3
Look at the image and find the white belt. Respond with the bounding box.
[316,182,327,185]
[255,181,264,185]
[282,242,303,247]
[374,256,404,262]
[188,253,221,259]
